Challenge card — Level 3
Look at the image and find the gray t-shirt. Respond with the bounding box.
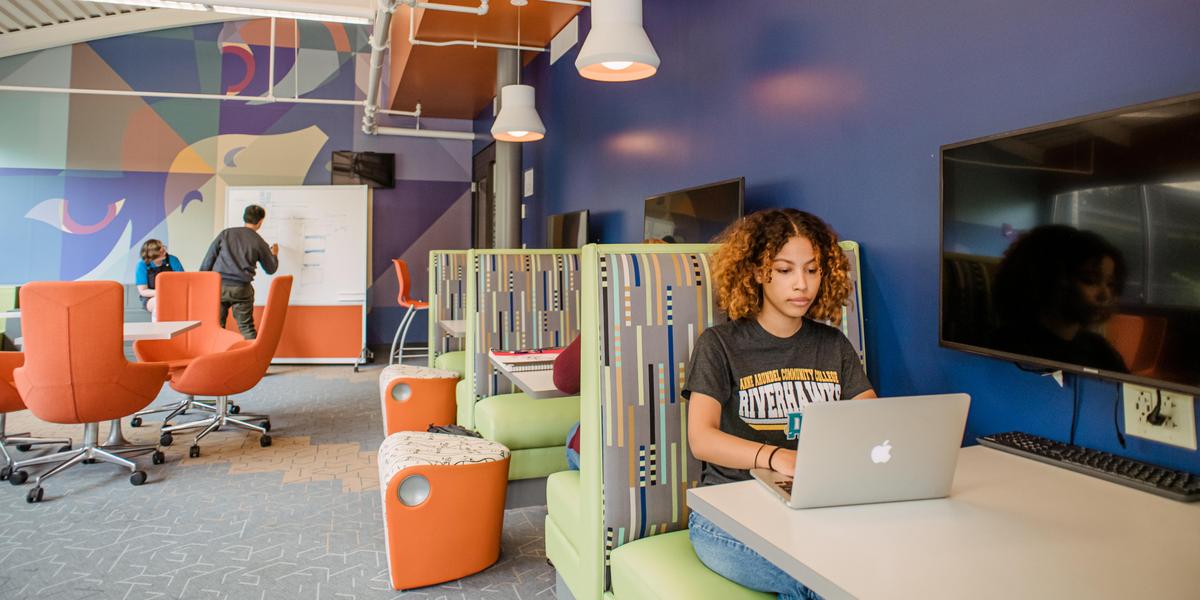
[199,226,279,284]
[682,317,871,485]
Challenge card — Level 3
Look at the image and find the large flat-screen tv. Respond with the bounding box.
[547,210,589,248]
[940,92,1200,394]
[331,151,395,189]
[644,177,744,243]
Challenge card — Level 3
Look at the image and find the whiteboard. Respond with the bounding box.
[224,185,369,307]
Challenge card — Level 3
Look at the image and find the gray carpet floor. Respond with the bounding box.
[0,363,556,600]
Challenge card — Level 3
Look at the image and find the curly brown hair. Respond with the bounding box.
[712,208,850,323]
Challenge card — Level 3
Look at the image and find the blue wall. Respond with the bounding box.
[492,0,1200,472]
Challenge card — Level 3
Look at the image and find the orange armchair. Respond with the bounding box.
[0,351,71,481]
[132,272,247,429]
[11,281,168,503]
[161,276,292,458]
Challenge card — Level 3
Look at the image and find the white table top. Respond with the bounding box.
[487,350,569,399]
[687,446,1200,600]
[15,320,200,345]
[439,319,466,338]
[0,310,18,319]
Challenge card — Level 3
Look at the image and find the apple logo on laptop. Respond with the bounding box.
[870,440,892,464]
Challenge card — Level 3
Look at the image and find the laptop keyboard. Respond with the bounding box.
[775,479,793,495]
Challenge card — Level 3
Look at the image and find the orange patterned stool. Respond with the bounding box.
[378,431,510,590]
[378,365,459,436]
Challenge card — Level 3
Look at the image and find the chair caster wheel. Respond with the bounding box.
[160,433,173,447]
[260,435,272,448]
[26,486,43,503]
[0,466,9,480]
[8,470,28,485]
[152,451,165,465]
[15,444,31,452]
[130,471,147,486]
[262,421,271,432]
[189,445,200,458]
[130,417,143,427]
[229,405,241,415]
[57,445,71,453]
[83,458,97,464]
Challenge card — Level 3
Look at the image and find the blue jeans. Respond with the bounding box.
[688,511,823,600]
[565,422,580,470]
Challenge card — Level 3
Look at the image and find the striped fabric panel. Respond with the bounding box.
[434,252,467,356]
[471,253,581,401]
[598,252,725,577]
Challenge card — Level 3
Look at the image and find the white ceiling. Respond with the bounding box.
[0,1,238,59]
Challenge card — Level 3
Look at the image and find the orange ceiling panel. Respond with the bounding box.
[386,2,582,119]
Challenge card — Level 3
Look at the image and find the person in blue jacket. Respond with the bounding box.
[135,239,184,315]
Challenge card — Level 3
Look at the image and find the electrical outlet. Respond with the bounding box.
[1123,383,1197,450]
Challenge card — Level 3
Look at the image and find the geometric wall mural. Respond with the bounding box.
[0,19,472,344]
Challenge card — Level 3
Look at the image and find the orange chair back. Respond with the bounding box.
[253,275,293,369]
[0,351,24,414]
[394,259,416,307]
[147,271,224,355]
[14,281,167,424]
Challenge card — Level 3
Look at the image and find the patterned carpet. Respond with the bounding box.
[0,364,556,600]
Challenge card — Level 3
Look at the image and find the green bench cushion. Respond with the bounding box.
[609,530,773,600]
[475,393,579,450]
[433,350,466,377]
[547,470,582,547]
[507,446,568,480]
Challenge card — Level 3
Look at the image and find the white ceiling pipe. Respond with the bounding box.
[398,0,488,16]
[361,1,396,133]
[408,8,546,53]
[375,126,478,140]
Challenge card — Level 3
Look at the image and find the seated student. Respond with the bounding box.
[135,239,184,315]
[684,208,875,600]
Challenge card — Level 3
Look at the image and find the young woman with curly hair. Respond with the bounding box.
[683,208,875,600]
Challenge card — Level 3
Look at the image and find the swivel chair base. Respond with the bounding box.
[160,395,271,457]
[8,422,160,502]
[0,413,71,481]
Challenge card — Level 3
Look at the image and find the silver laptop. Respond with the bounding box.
[751,393,970,509]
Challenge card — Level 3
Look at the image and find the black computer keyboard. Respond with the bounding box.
[978,431,1200,502]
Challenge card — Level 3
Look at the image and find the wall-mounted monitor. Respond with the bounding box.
[644,177,744,244]
[940,92,1200,394]
[547,210,589,248]
[331,151,395,189]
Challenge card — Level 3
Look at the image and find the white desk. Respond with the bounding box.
[15,320,200,346]
[439,319,466,338]
[0,310,19,319]
[487,350,569,399]
[687,446,1200,600]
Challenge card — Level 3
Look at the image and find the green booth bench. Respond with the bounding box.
[458,249,582,481]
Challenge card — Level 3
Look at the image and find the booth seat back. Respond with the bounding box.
[427,250,468,365]
[573,244,723,596]
[461,249,581,426]
[573,241,867,598]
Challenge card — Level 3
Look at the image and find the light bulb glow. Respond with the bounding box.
[508,131,530,138]
[602,61,634,71]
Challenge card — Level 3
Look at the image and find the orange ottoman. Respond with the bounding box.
[378,364,459,436]
[378,431,510,590]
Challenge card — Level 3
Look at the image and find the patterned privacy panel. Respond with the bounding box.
[431,251,467,358]
[598,251,725,574]
[471,252,581,401]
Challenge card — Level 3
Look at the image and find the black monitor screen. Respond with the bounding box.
[644,177,744,244]
[331,151,395,189]
[940,92,1200,394]
[547,210,589,248]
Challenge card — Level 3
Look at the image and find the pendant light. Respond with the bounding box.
[576,0,659,82]
[492,3,546,142]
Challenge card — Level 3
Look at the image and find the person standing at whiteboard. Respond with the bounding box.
[200,204,279,339]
